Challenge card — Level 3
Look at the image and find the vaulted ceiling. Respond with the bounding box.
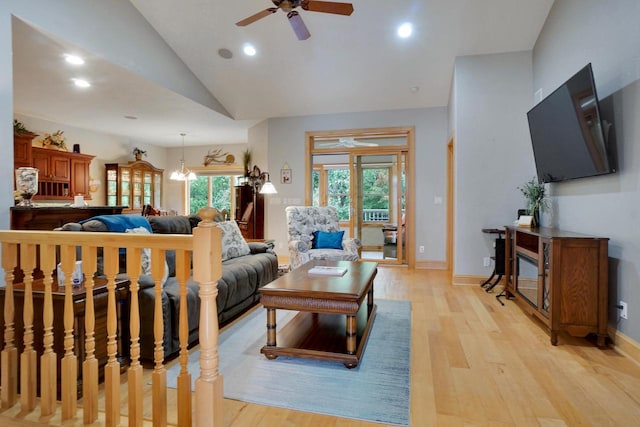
[12,0,555,146]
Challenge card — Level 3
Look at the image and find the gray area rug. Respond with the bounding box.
[166,299,411,426]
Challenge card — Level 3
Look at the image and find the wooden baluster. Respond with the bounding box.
[103,246,120,427]
[60,244,77,420]
[151,250,167,426]
[39,243,57,416]
[82,245,99,424]
[152,248,168,427]
[127,247,144,427]
[1,242,18,409]
[19,243,37,412]
[193,208,224,427]
[176,248,192,427]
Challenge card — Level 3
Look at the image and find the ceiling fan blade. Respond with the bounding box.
[236,8,278,27]
[302,0,354,16]
[288,11,311,41]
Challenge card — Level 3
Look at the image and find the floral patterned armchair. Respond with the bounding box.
[285,206,361,269]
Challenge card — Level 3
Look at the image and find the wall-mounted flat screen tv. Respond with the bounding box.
[526,63,616,183]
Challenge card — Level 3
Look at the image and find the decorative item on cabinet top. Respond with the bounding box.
[204,147,235,166]
[105,159,164,213]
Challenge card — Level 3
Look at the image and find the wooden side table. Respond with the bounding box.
[0,277,130,398]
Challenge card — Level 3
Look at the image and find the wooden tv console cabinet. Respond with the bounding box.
[504,225,609,346]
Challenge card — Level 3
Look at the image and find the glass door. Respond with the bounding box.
[351,151,406,264]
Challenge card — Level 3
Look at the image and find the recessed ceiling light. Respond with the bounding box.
[218,48,233,59]
[410,86,419,93]
[397,23,413,39]
[72,78,91,88]
[124,115,138,120]
[64,54,85,65]
[243,44,257,56]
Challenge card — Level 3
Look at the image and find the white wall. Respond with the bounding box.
[452,51,536,278]
[532,0,640,340]
[261,108,449,260]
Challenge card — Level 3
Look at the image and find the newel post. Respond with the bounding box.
[193,207,224,427]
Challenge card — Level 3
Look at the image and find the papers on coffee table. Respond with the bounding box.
[308,266,348,276]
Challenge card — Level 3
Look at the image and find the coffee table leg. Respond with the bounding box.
[346,315,356,355]
[265,308,278,359]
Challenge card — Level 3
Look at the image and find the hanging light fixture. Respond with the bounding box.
[170,133,197,181]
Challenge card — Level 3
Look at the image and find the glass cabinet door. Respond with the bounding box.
[143,171,152,206]
[106,168,118,206]
[120,168,130,208]
[133,170,142,209]
[541,240,551,315]
[154,172,162,208]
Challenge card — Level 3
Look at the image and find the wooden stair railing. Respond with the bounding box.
[0,207,223,426]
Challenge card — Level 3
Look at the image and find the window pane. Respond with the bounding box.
[327,169,350,221]
[189,175,234,215]
[362,168,389,222]
[189,176,209,214]
[210,176,232,212]
[312,170,320,206]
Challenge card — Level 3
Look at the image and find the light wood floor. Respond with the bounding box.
[3,267,640,426]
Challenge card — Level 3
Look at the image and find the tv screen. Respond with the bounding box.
[527,63,615,183]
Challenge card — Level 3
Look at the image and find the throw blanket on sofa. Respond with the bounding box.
[80,215,152,233]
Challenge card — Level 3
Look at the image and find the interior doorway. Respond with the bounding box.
[306,127,414,267]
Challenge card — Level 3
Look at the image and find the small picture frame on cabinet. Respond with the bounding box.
[518,215,533,227]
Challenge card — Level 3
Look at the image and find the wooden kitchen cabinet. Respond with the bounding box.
[13,136,94,201]
[13,133,36,168]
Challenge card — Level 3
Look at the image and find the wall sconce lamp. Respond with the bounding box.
[248,165,277,194]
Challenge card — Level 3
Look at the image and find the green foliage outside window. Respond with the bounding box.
[327,169,350,220]
[189,176,234,215]
[313,167,392,221]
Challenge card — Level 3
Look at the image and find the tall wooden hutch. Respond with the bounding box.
[105,160,163,213]
[235,184,264,239]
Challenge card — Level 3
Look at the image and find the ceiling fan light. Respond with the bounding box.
[64,54,85,65]
[397,22,413,38]
[243,44,257,56]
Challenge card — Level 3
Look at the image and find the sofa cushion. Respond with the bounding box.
[312,230,344,249]
[147,215,192,234]
[126,226,169,285]
[216,221,251,261]
[80,215,151,232]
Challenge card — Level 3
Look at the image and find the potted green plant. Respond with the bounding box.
[13,119,35,136]
[518,177,549,227]
[242,149,252,177]
[133,147,147,161]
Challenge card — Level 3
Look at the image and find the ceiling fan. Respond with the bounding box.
[236,0,354,41]
[317,137,379,148]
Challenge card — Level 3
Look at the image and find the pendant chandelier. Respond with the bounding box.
[170,133,196,181]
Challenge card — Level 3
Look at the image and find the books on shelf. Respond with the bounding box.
[308,266,348,277]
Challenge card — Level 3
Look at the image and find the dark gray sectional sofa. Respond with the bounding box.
[56,214,278,361]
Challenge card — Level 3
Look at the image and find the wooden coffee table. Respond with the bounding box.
[259,260,377,368]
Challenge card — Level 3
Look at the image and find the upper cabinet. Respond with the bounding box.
[105,160,163,213]
[13,135,94,200]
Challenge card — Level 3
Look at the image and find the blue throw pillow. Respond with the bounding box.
[312,230,344,249]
